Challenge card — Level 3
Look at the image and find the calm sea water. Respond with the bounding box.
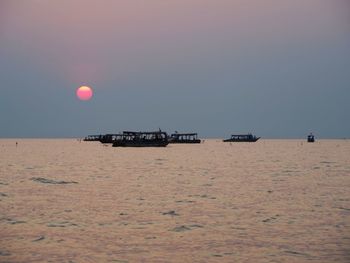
[1,139,349,262]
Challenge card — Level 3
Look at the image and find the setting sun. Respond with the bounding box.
[76,86,93,101]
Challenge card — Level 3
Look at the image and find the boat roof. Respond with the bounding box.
[171,133,198,136]
[231,134,255,136]
[123,131,167,135]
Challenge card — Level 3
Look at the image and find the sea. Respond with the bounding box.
[1,139,349,262]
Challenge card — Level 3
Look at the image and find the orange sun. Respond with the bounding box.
[76,86,93,101]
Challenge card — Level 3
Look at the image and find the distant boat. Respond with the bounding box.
[83,135,102,141]
[223,133,260,142]
[307,133,315,143]
[112,130,169,147]
[169,132,201,144]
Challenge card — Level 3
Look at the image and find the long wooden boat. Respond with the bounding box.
[223,134,260,142]
[169,132,201,144]
[112,131,169,147]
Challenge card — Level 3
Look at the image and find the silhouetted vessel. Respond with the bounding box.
[84,135,102,141]
[169,132,201,144]
[223,133,260,142]
[112,130,169,147]
[307,133,315,143]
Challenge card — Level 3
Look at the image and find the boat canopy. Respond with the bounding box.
[230,134,256,139]
[121,131,168,140]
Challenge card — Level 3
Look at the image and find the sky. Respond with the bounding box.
[0,0,349,138]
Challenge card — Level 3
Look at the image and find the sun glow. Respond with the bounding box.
[76,86,93,101]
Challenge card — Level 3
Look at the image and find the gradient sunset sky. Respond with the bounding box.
[1,0,349,138]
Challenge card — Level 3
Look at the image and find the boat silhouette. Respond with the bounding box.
[169,132,201,144]
[307,133,315,143]
[223,133,260,142]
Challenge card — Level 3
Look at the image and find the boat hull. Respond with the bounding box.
[169,140,201,144]
[112,141,169,147]
[223,137,260,142]
[99,139,114,144]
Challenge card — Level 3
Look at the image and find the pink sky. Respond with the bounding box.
[0,0,349,137]
[2,0,347,87]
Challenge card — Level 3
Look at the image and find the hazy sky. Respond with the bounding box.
[1,0,349,138]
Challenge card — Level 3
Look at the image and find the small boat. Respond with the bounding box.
[307,133,315,143]
[83,135,102,141]
[223,133,260,142]
[112,130,169,147]
[169,132,201,144]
